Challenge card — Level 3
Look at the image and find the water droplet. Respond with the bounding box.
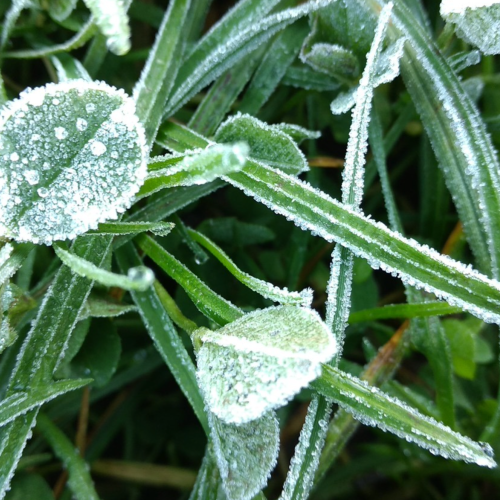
[127,266,154,287]
[86,103,95,113]
[37,187,48,198]
[10,152,19,162]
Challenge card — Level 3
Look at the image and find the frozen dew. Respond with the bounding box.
[0,80,147,244]
[90,140,106,157]
[196,305,337,424]
[54,126,68,140]
[441,0,500,55]
[209,411,279,500]
[76,118,88,131]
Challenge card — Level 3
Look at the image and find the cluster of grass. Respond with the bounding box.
[1,0,500,499]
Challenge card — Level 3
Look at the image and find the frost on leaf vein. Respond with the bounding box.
[0,80,148,244]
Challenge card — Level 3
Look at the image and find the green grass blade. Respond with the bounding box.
[133,0,191,145]
[158,121,500,325]
[0,379,91,428]
[364,0,500,278]
[136,234,243,326]
[188,48,265,136]
[54,244,155,292]
[115,243,208,434]
[36,413,99,500]
[0,236,112,497]
[166,0,333,116]
[238,20,308,115]
[348,301,462,323]
[312,364,495,468]
[188,228,312,306]
[87,221,174,237]
[370,109,456,428]
[4,17,98,59]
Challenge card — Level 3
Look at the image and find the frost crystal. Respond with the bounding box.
[0,80,147,244]
[196,305,337,424]
[441,0,500,55]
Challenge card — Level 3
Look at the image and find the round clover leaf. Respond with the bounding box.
[0,80,147,244]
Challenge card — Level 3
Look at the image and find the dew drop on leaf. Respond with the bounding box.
[0,80,148,244]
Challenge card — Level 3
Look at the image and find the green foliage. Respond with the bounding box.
[1,1,500,499]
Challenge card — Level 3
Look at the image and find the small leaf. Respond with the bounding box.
[196,306,336,424]
[302,43,360,82]
[442,319,477,379]
[216,113,308,175]
[54,244,154,291]
[83,0,132,55]
[79,296,136,320]
[0,81,147,244]
[441,1,500,55]
[209,411,279,500]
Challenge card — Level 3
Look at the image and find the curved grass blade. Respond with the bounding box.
[188,228,312,306]
[312,364,495,468]
[0,243,33,287]
[159,121,500,325]
[135,234,242,326]
[165,0,334,116]
[115,243,208,434]
[0,235,113,498]
[0,379,91,428]
[36,413,99,500]
[54,244,155,292]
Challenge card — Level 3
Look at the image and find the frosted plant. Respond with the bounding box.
[208,411,279,500]
[195,305,336,424]
[0,80,148,244]
[441,0,500,54]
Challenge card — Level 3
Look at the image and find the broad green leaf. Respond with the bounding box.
[0,379,91,428]
[36,413,99,500]
[0,81,147,244]
[136,234,243,326]
[215,114,308,175]
[209,411,279,500]
[82,0,131,55]
[313,365,496,468]
[54,244,154,291]
[195,305,336,424]
[441,0,500,55]
[140,143,248,199]
[115,243,208,433]
[188,228,312,306]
